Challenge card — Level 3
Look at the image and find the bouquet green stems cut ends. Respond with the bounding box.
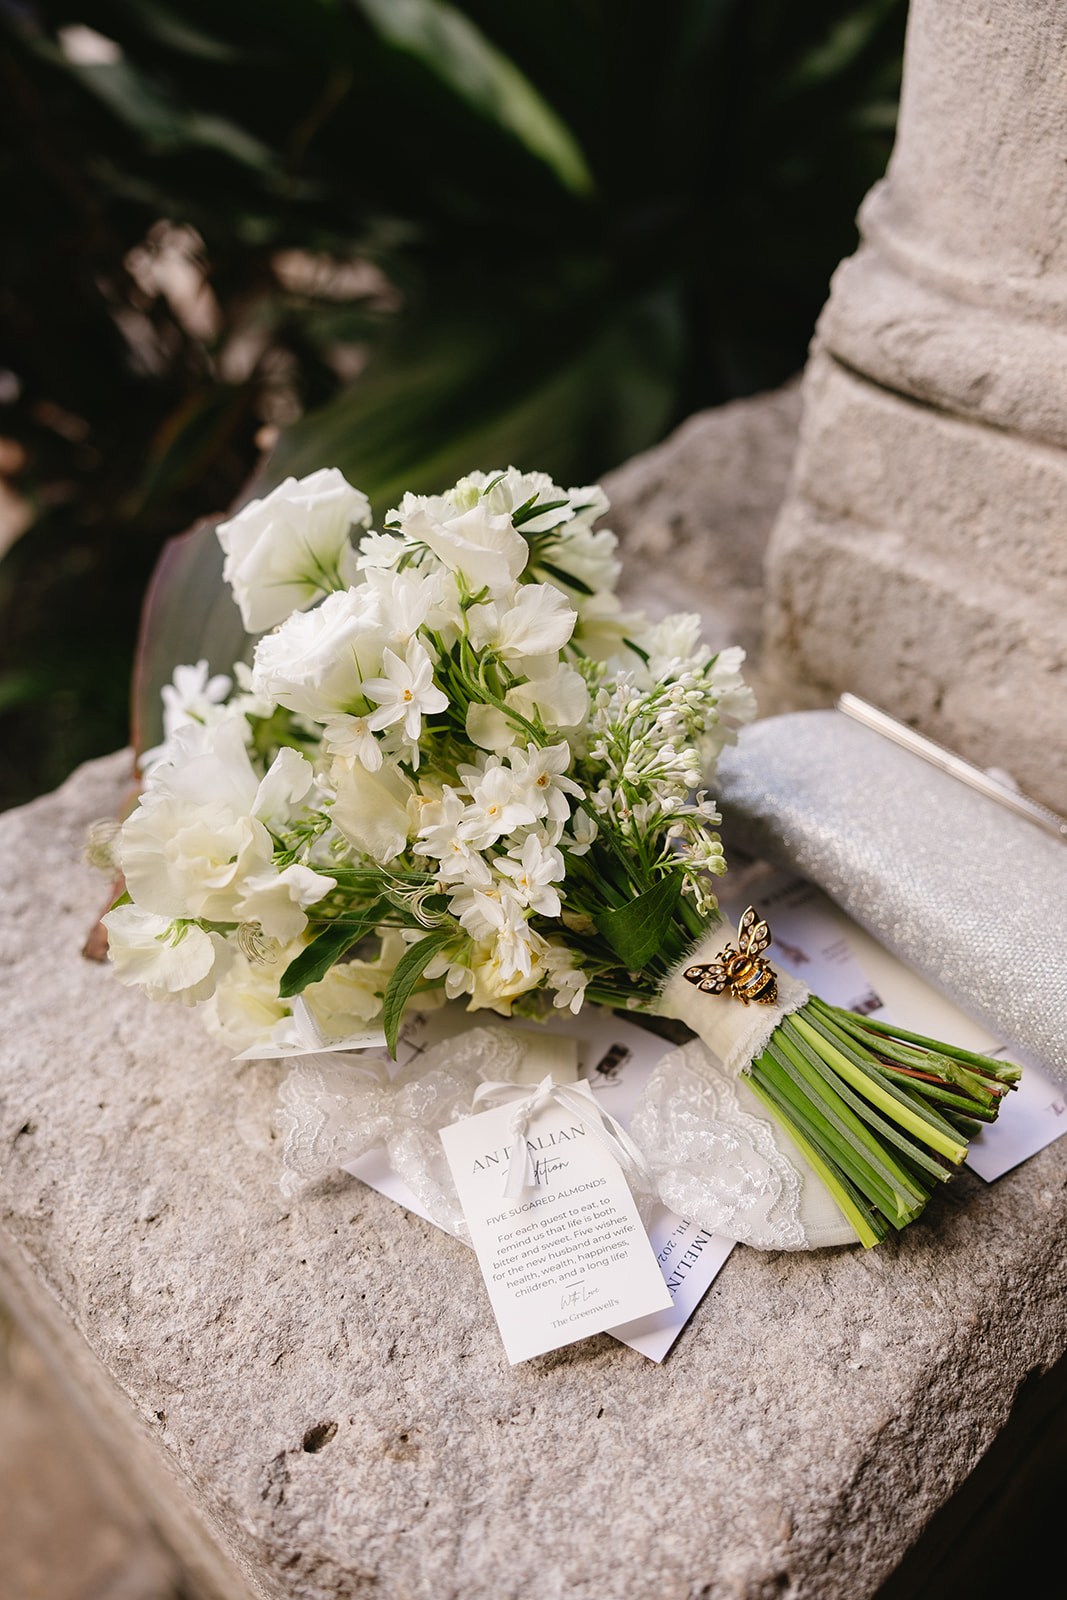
[746,999,1019,1247]
[101,462,1020,1247]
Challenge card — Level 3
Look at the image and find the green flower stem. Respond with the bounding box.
[774,1024,943,1194]
[745,1074,884,1248]
[816,1007,1004,1106]
[810,999,1022,1084]
[758,1045,921,1223]
[797,1008,971,1146]
[790,1014,968,1164]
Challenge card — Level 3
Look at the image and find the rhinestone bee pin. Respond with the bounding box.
[683,906,778,1006]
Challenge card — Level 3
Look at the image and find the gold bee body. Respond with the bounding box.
[683,906,778,1006]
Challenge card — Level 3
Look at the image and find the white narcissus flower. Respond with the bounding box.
[362,641,447,743]
[457,762,537,849]
[508,742,582,824]
[217,468,371,633]
[103,904,232,1005]
[322,714,382,772]
[414,789,492,885]
[496,835,565,917]
[251,586,385,721]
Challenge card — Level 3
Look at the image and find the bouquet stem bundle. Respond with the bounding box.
[746,999,1019,1246]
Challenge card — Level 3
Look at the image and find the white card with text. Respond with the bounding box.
[439,1084,673,1364]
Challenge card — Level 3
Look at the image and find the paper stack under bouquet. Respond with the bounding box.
[98,464,1025,1360]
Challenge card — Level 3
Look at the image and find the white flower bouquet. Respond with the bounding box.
[103,465,1019,1248]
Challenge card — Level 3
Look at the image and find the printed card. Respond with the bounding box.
[439,1083,673,1364]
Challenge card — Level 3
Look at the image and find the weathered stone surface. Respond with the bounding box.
[3,752,1067,1600]
[603,381,802,665]
[765,0,1067,813]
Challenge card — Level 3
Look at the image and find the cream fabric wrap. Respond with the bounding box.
[658,922,810,1075]
[630,921,861,1251]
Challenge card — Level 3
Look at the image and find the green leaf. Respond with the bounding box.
[354,0,593,195]
[534,558,594,596]
[381,926,455,1057]
[278,899,386,998]
[594,874,683,971]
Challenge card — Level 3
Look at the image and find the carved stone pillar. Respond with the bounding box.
[764,0,1067,812]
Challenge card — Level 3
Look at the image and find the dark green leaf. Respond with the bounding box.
[382,926,456,1057]
[512,496,570,527]
[535,559,594,596]
[354,0,593,194]
[279,899,386,998]
[594,873,683,971]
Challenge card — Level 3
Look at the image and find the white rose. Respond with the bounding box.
[217,468,371,633]
[251,586,385,720]
[103,904,232,1005]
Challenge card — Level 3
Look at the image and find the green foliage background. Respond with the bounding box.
[0,0,907,807]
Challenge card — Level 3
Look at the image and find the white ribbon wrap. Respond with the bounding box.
[658,920,810,1075]
[635,920,860,1250]
[473,1076,655,1200]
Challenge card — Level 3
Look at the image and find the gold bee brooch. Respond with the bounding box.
[683,906,778,1006]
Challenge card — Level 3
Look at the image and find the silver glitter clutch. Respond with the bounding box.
[715,710,1067,1081]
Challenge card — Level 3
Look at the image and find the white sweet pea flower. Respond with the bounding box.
[120,721,317,925]
[496,834,565,917]
[201,938,304,1051]
[103,904,232,1005]
[465,702,515,752]
[217,468,371,633]
[572,591,646,663]
[468,583,577,660]
[330,758,413,864]
[161,659,232,738]
[362,640,447,743]
[232,861,337,943]
[398,497,527,599]
[458,467,575,535]
[251,585,385,720]
[506,663,589,729]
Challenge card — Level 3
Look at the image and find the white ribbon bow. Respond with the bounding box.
[472,1076,654,1200]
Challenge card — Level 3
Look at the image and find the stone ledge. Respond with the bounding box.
[3,752,1067,1600]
